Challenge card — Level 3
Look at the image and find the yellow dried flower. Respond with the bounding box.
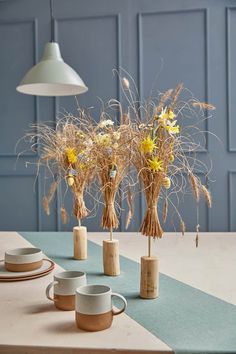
[76,131,84,138]
[159,107,169,121]
[168,109,175,119]
[148,157,163,172]
[140,136,156,154]
[113,132,121,140]
[159,107,175,121]
[79,163,85,170]
[96,133,111,146]
[169,154,175,162]
[164,125,180,134]
[66,148,77,164]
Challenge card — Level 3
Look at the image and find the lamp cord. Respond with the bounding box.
[50,0,54,42]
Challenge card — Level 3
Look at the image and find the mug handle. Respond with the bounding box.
[111,293,127,316]
[46,280,58,302]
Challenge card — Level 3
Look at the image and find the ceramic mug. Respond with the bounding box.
[46,271,86,310]
[75,284,127,331]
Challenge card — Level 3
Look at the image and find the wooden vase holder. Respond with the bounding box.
[140,256,159,299]
[73,226,87,260]
[103,239,120,276]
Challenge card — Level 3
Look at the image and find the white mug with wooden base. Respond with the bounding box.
[46,271,86,310]
[75,284,127,331]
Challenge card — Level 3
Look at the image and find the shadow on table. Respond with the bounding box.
[121,291,140,300]
[46,255,74,261]
[44,321,82,334]
[23,303,58,314]
[86,271,106,277]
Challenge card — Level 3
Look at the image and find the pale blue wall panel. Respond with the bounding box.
[0,0,235,231]
[0,175,38,230]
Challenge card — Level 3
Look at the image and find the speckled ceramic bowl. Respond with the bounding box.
[5,247,43,272]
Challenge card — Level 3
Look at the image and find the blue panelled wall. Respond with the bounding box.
[0,0,235,232]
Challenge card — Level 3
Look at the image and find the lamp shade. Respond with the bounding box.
[16,42,88,96]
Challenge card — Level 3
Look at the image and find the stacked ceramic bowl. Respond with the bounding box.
[5,247,43,272]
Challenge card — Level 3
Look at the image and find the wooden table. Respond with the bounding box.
[0,231,235,354]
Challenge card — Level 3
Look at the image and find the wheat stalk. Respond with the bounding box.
[189,174,200,202]
[202,185,212,208]
[61,207,69,224]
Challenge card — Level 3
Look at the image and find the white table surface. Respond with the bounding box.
[0,231,235,354]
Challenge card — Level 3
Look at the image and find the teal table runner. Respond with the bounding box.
[20,232,236,354]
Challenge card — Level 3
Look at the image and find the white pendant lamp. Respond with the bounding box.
[16,0,88,97]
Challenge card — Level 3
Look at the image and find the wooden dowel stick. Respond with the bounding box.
[110,228,113,241]
[148,236,151,258]
[78,218,81,227]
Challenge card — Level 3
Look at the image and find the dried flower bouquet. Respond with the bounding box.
[124,81,214,245]
[120,77,215,298]
[21,71,215,286]
[25,114,96,226]
[92,116,133,238]
[89,112,133,275]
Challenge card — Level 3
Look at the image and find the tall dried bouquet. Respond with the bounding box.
[25,113,96,226]
[91,113,133,240]
[121,78,215,255]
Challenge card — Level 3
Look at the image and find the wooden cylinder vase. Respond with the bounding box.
[103,239,120,276]
[73,226,87,260]
[140,256,159,299]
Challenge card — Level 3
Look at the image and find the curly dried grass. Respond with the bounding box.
[25,113,96,224]
[119,75,214,247]
[93,124,134,231]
